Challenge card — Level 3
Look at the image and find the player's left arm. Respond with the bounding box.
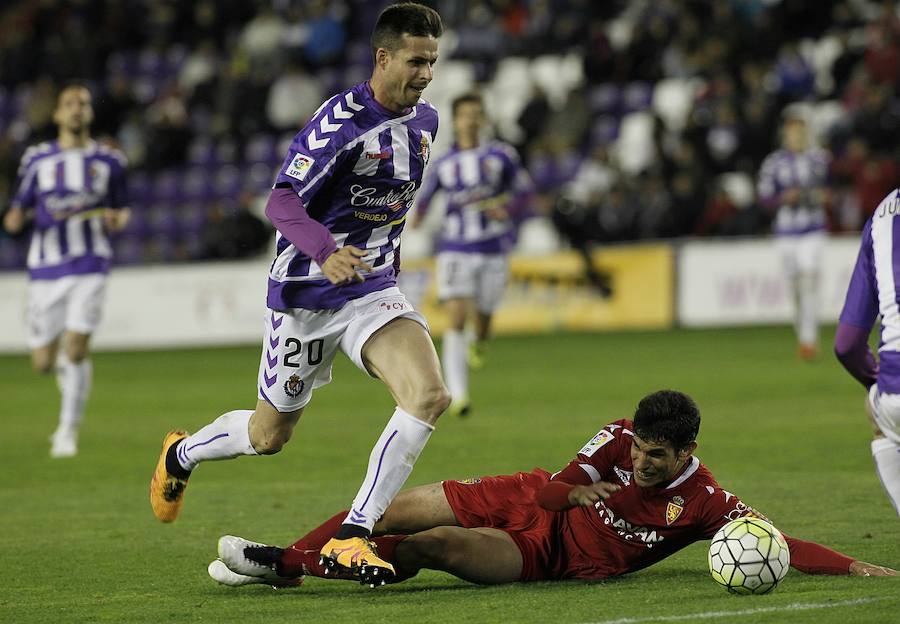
[410,159,441,229]
[102,152,131,232]
[701,489,896,575]
[481,147,532,222]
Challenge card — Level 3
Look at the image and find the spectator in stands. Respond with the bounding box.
[266,63,324,132]
[196,193,272,261]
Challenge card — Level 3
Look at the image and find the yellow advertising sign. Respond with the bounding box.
[401,244,674,334]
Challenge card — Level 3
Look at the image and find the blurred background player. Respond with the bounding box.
[412,92,532,417]
[835,189,900,517]
[208,389,897,588]
[149,2,448,587]
[2,83,130,458]
[757,116,830,361]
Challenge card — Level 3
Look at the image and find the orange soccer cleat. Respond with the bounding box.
[319,536,396,587]
[149,430,190,522]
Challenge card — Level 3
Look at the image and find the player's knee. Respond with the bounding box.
[249,427,292,455]
[404,529,453,568]
[31,357,54,375]
[66,344,89,362]
[407,383,451,422]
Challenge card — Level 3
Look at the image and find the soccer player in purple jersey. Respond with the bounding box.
[835,189,900,517]
[3,83,130,458]
[757,116,830,361]
[149,3,447,586]
[412,93,532,416]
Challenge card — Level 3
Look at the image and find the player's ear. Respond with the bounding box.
[375,47,391,70]
[679,441,698,460]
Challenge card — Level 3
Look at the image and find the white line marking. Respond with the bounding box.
[580,597,884,624]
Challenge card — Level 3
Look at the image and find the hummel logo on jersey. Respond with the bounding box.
[366,151,390,160]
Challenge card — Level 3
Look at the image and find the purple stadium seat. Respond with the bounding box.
[165,45,188,76]
[153,170,182,202]
[183,167,211,201]
[591,115,620,144]
[213,165,242,198]
[589,84,620,115]
[215,139,238,165]
[122,210,153,240]
[247,163,275,192]
[622,82,653,113]
[137,48,164,78]
[177,202,208,233]
[244,133,278,164]
[113,235,144,265]
[127,171,153,205]
[187,136,217,166]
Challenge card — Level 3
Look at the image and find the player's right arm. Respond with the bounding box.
[4,148,39,234]
[410,157,441,229]
[2,206,28,234]
[265,98,371,285]
[834,216,879,388]
[535,421,627,511]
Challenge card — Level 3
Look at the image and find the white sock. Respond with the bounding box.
[58,357,92,433]
[176,409,258,471]
[442,329,469,403]
[872,438,900,517]
[797,273,819,345]
[343,407,434,532]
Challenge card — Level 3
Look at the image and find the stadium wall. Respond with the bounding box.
[676,235,859,327]
[0,236,860,353]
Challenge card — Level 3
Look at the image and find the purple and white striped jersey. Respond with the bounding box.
[415,141,531,254]
[11,140,128,280]
[839,189,900,392]
[757,148,830,235]
[269,81,439,310]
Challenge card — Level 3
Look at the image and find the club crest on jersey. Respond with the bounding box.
[666,496,685,526]
[286,153,314,182]
[419,135,431,165]
[283,374,305,398]
[579,429,615,457]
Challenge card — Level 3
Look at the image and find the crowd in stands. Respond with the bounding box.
[1,0,899,270]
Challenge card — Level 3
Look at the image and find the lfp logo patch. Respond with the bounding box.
[286,153,314,182]
[579,429,614,457]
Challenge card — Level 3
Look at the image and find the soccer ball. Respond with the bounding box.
[708,517,790,594]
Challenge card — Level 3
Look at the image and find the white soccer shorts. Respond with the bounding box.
[435,251,509,314]
[26,273,107,349]
[868,384,900,446]
[775,230,825,278]
[256,286,429,412]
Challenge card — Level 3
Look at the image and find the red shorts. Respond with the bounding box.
[442,469,559,581]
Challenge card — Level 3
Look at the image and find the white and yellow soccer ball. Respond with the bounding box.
[708,517,790,594]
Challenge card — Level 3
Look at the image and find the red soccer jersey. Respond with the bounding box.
[543,420,852,579]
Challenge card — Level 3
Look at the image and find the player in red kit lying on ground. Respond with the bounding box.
[207,390,897,587]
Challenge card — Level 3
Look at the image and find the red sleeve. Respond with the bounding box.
[700,488,854,575]
[783,534,854,575]
[536,481,576,511]
[536,420,630,511]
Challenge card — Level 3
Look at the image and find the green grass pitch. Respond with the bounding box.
[1,326,898,623]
